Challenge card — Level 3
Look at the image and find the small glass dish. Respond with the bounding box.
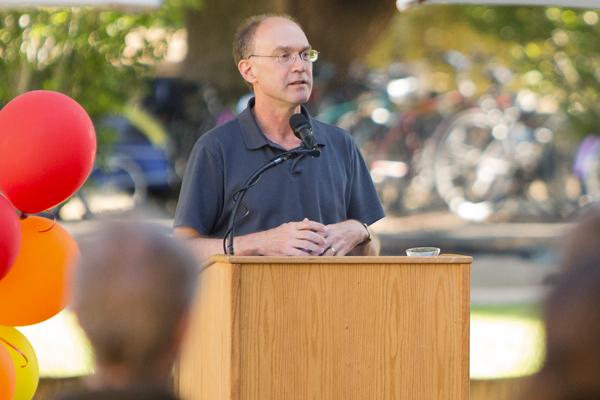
[405,247,441,256]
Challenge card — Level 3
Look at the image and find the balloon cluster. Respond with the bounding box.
[0,91,96,399]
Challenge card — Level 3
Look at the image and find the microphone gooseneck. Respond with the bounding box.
[223,148,316,255]
[289,113,320,157]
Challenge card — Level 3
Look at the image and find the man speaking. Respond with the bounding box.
[174,14,384,260]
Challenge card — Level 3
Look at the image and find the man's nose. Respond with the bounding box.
[290,54,307,70]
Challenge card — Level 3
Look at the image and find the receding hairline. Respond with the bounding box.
[257,15,303,30]
[252,16,309,50]
[233,14,306,64]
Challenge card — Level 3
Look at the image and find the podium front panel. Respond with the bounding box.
[177,256,471,400]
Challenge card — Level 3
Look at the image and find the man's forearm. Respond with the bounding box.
[172,231,224,263]
[174,227,265,263]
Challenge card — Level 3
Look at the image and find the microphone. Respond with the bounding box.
[289,113,321,157]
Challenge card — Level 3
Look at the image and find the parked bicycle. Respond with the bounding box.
[431,59,579,222]
[317,57,475,214]
[432,100,574,221]
[318,53,575,222]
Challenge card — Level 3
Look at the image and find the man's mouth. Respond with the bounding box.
[289,80,309,86]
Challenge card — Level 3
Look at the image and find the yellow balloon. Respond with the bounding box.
[0,326,39,400]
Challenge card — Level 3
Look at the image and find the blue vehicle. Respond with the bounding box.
[55,108,177,219]
[95,112,175,187]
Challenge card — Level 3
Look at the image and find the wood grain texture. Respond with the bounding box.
[177,257,470,400]
[207,255,472,266]
[176,260,240,400]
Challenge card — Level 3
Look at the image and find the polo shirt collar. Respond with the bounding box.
[239,97,326,150]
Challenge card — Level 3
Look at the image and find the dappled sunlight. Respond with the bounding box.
[17,310,93,378]
[19,308,546,380]
[470,313,544,379]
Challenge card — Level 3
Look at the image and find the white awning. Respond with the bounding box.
[398,0,600,10]
[0,0,161,9]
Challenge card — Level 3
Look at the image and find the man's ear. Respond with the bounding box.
[238,59,257,85]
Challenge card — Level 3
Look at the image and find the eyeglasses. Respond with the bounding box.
[248,49,319,65]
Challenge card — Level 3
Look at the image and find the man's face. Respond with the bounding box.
[245,17,313,108]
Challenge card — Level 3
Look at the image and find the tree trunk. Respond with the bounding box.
[289,0,395,79]
[182,1,395,102]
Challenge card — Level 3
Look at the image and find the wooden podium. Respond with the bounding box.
[176,255,471,400]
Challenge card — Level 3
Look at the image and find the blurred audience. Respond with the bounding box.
[560,207,600,271]
[523,210,600,400]
[56,223,199,400]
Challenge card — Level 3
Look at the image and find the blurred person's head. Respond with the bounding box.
[71,222,198,389]
[524,213,600,400]
[525,263,600,399]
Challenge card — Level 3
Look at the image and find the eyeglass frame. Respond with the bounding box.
[247,48,320,65]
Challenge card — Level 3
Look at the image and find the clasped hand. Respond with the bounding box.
[260,218,367,257]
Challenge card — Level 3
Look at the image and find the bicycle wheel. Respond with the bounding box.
[433,110,514,221]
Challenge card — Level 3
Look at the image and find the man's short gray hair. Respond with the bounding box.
[232,13,302,66]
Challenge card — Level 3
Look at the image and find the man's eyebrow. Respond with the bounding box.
[273,45,312,52]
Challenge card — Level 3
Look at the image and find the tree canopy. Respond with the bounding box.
[1,3,599,138]
[0,4,184,117]
[370,5,600,138]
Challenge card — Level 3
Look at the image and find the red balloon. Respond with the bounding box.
[0,194,21,280]
[0,90,96,213]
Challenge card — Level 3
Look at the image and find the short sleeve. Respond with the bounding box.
[346,141,385,225]
[173,140,224,235]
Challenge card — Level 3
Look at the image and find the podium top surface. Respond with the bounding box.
[205,254,472,269]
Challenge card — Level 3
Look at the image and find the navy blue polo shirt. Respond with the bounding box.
[174,99,384,238]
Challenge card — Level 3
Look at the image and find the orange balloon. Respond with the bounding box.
[0,343,16,399]
[0,216,79,326]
